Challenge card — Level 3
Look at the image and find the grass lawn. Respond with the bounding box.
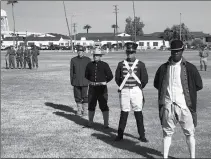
[1,50,211,158]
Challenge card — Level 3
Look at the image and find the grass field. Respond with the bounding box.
[1,50,211,158]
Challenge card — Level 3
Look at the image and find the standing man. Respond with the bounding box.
[154,40,203,158]
[70,45,91,116]
[85,48,113,128]
[199,45,209,71]
[5,45,16,69]
[23,46,32,69]
[114,42,149,142]
[5,48,9,69]
[31,45,40,69]
[16,45,23,69]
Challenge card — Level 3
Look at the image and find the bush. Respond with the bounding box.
[191,39,204,49]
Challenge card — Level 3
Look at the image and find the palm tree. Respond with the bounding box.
[83,24,92,34]
[7,0,18,46]
[111,24,116,36]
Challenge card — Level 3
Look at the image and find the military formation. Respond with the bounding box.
[70,40,206,158]
[5,45,40,69]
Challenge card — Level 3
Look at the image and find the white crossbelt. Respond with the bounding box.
[118,59,141,91]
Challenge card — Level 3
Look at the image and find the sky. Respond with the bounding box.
[1,1,211,35]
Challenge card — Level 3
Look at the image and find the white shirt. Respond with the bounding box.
[165,59,188,109]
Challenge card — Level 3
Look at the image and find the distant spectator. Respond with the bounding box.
[199,45,209,71]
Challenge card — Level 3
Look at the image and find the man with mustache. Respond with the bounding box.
[154,39,203,158]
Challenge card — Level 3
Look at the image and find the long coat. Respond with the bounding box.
[70,56,91,86]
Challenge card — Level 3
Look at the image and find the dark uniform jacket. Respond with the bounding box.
[6,49,16,56]
[31,48,40,57]
[23,49,31,58]
[199,50,209,58]
[85,61,113,83]
[70,56,91,86]
[16,49,23,58]
[154,57,203,127]
[115,58,148,89]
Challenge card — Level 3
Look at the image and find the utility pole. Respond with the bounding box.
[113,5,119,50]
[132,1,136,42]
[180,13,182,41]
[62,1,72,52]
[73,23,77,45]
[25,31,27,47]
[70,14,76,52]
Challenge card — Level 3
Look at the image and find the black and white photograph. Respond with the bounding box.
[1,1,211,158]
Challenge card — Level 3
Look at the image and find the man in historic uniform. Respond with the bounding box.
[154,40,203,158]
[70,45,91,116]
[5,48,10,69]
[114,42,149,142]
[23,46,32,69]
[16,45,23,69]
[85,48,113,128]
[31,45,40,69]
[199,45,209,71]
[5,45,16,69]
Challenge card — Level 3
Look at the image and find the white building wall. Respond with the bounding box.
[74,40,95,46]
[2,41,13,47]
[136,40,167,50]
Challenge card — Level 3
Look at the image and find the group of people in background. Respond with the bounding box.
[5,45,40,69]
[70,40,204,158]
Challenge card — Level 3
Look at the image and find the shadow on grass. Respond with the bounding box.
[45,102,77,114]
[91,133,163,158]
[44,102,168,158]
[45,102,138,140]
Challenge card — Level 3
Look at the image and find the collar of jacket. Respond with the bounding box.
[77,55,84,59]
[126,57,136,62]
[167,56,187,66]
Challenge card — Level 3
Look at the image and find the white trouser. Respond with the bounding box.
[119,86,143,112]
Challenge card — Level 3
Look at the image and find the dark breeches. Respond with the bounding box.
[88,85,109,112]
[73,86,88,103]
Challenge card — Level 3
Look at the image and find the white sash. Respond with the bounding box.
[118,59,141,91]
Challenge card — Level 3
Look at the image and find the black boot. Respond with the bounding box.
[205,65,207,71]
[134,111,149,142]
[115,111,129,141]
[200,65,203,71]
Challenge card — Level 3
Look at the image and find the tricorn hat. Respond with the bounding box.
[170,40,184,51]
[125,42,138,53]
